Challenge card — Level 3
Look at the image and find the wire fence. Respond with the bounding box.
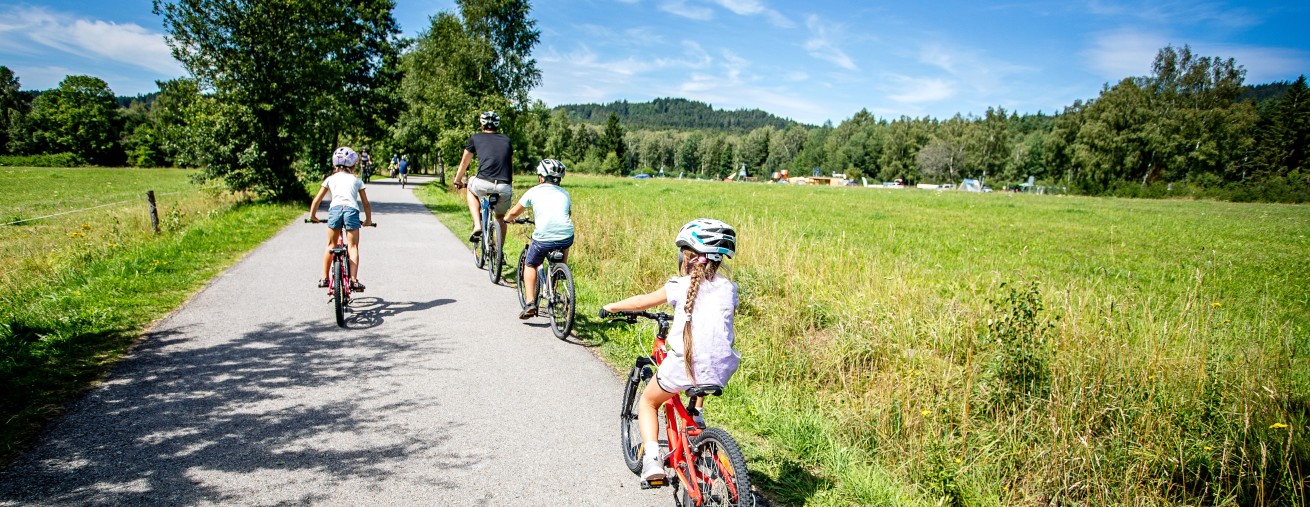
[2,186,221,227]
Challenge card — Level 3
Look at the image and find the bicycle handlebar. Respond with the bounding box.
[304,219,377,227]
[512,218,534,224]
[599,309,672,323]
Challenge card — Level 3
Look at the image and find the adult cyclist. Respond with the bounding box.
[453,111,514,253]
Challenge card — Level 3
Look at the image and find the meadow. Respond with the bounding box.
[420,175,1309,506]
[0,167,301,463]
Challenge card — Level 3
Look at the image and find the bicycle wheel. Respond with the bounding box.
[474,221,487,269]
[515,247,529,309]
[691,427,752,507]
[331,257,346,328]
[620,364,652,475]
[547,263,575,339]
[486,222,502,284]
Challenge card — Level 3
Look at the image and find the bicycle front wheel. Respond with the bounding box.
[547,263,575,339]
[331,257,345,328]
[486,222,502,284]
[620,364,652,475]
[692,427,752,506]
[474,224,487,269]
[515,247,529,309]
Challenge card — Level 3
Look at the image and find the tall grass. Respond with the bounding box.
[0,167,301,464]
[420,175,1308,505]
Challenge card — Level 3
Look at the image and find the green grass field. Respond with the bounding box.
[419,175,1309,506]
[0,167,301,464]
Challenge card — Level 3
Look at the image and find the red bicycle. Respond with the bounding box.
[602,309,753,506]
[306,219,375,327]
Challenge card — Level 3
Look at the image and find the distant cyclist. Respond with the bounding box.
[453,111,514,249]
[308,147,374,292]
[397,155,409,186]
[504,159,574,319]
[360,148,373,183]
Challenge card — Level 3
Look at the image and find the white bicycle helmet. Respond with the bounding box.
[675,218,736,261]
[536,158,566,180]
[479,111,500,130]
[333,147,359,167]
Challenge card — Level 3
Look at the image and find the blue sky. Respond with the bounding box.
[2,1,1306,125]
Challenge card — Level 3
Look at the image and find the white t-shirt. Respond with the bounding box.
[322,171,365,210]
[517,183,574,242]
[658,274,740,389]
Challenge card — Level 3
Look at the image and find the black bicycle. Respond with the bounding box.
[473,193,503,284]
[513,218,576,339]
[305,219,376,327]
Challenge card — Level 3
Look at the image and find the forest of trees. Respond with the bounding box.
[557,97,800,132]
[0,2,1305,203]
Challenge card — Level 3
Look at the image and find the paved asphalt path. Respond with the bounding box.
[0,176,666,506]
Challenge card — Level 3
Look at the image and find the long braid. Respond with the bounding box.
[681,250,720,386]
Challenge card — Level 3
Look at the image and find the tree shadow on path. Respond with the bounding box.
[0,319,477,505]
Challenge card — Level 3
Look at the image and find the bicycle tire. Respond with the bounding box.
[548,263,575,339]
[620,365,652,475]
[691,427,753,507]
[487,221,502,284]
[515,247,529,309]
[474,222,487,269]
[332,257,346,328]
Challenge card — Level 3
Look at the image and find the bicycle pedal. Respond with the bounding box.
[640,478,668,489]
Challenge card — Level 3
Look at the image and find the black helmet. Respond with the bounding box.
[479,111,500,130]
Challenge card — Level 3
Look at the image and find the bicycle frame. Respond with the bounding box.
[619,312,741,505]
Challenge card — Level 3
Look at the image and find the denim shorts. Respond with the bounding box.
[326,205,361,230]
[523,237,574,268]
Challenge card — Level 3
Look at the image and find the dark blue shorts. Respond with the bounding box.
[523,237,574,268]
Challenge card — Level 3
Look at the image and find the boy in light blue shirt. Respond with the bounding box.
[504,159,574,319]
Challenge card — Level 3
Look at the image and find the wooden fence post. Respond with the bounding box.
[147,190,160,234]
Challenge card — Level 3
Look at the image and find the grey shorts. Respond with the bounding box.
[469,177,513,215]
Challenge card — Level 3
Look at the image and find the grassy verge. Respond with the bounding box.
[0,167,302,464]
[418,174,1308,506]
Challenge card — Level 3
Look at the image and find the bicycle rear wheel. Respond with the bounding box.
[486,222,502,284]
[620,364,652,475]
[331,257,345,328]
[515,247,529,309]
[691,427,752,506]
[547,263,575,339]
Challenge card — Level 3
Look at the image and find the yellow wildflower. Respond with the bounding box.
[920,409,930,416]
[1270,423,1289,429]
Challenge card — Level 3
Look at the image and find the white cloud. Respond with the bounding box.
[1085,0,1260,29]
[660,0,713,21]
[0,6,183,77]
[1084,28,1168,79]
[885,74,956,104]
[803,15,857,71]
[708,0,793,28]
[1084,27,1308,84]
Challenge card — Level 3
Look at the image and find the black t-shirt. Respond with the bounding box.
[466,132,513,183]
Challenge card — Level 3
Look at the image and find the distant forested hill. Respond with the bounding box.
[555,97,805,132]
[1241,81,1291,104]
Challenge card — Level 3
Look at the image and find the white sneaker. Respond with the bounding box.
[640,454,666,482]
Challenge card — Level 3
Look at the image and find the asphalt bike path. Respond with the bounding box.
[0,176,661,506]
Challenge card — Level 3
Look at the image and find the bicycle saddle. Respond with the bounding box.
[686,385,724,398]
[547,251,566,262]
